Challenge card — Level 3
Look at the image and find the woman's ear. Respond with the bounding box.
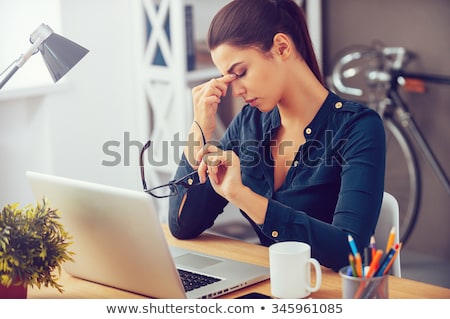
[272,33,292,59]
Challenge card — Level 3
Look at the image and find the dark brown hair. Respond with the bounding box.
[208,0,323,85]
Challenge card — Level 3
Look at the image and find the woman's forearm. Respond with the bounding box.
[228,185,268,224]
[183,122,207,169]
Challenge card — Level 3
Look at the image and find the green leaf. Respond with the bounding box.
[0,197,74,292]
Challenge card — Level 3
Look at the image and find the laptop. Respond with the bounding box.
[26,171,269,299]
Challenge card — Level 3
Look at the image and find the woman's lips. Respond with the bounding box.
[246,98,257,106]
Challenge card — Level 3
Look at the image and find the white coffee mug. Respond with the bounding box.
[269,241,322,299]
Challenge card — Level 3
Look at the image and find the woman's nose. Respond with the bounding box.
[230,81,245,97]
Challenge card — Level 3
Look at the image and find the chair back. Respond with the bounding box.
[374,192,402,277]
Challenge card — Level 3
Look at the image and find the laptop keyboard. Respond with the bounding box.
[177,269,221,292]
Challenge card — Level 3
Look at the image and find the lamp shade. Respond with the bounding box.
[38,32,89,83]
[0,23,88,90]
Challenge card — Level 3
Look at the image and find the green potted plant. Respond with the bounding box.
[0,198,74,298]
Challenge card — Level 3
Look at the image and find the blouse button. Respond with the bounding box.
[271,230,279,238]
[335,101,343,109]
[305,127,312,135]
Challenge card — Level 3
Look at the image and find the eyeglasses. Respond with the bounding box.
[140,122,207,198]
[140,140,203,198]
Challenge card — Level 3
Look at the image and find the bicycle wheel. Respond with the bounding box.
[383,117,421,245]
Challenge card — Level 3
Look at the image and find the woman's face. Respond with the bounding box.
[211,44,287,112]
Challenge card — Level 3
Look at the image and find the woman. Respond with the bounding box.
[168,0,385,271]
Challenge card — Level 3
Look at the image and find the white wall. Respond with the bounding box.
[0,0,145,207]
[49,0,145,186]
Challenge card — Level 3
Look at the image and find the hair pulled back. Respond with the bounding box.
[208,0,323,85]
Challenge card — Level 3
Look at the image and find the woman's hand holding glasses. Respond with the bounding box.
[196,143,243,201]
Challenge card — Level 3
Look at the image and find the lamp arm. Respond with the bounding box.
[15,40,42,68]
[0,42,40,90]
[0,23,53,90]
[0,65,19,90]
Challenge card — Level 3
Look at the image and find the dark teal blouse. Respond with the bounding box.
[169,92,386,271]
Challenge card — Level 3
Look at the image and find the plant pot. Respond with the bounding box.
[0,283,28,299]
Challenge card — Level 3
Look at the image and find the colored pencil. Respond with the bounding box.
[355,252,363,277]
[365,249,383,278]
[349,253,357,277]
[375,243,399,276]
[383,242,402,275]
[385,227,396,253]
[348,234,359,256]
[370,236,376,260]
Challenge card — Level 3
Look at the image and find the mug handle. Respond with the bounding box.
[306,258,322,292]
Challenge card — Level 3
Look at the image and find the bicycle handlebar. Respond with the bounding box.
[331,50,366,96]
[330,46,409,97]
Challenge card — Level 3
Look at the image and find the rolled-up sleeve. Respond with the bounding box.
[168,156,228,239]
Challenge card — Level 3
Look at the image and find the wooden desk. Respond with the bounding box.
[29,225,450,299]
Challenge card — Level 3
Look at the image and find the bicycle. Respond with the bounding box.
[328,44,450,246]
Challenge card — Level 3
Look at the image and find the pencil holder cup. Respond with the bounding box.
[339,266,389,299]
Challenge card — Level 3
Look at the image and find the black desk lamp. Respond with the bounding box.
[0,23,89,90]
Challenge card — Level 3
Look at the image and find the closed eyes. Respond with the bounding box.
[234,70,246,78]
